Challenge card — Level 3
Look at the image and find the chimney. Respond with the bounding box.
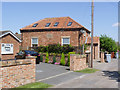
[15,32,18,34]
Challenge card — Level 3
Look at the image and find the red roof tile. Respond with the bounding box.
[20,17,90,32]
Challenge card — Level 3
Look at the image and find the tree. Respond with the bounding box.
[100,35,117,53]
[60,53,65,66]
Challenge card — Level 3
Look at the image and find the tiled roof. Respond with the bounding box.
[0,30,21,42]
[20,17,90,32]
[0,30,11,35]
[86,37,99,44]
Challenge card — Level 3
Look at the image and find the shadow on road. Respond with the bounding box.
[102,71,120,82]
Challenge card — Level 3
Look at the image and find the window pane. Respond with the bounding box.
[32,38,38,44]
[63,38,70,44]
[67,22,72,26]
[45,23,51,27]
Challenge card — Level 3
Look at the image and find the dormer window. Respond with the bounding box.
[32,23,38,27]
[67,22,72,26]
[45,23,51,27]
[54,22,59,26]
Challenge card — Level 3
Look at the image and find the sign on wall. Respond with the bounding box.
[1,43,13,54]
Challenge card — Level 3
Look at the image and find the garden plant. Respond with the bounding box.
[60,53,65,66]
[45,52,49,63]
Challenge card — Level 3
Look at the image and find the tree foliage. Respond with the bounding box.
[100,35,117,53]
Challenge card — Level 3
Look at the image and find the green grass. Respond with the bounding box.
[75,68,99,73]
[11,82,53,90]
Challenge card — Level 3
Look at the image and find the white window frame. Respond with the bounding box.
[61,36,70,46]
[31,37,38,47]
[1,43,14,54]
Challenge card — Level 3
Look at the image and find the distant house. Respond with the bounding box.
[86,37,100,60]
[0,31,21,60]
[20,17,90,49]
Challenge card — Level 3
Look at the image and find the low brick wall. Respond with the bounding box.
[41,54,68,64]
[0,58,36,89]
[70,54,88,71]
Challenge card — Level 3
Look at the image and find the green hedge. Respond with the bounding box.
[35,44,74,54]
[67,52,76,66]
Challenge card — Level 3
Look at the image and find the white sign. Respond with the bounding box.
[1,43,13,54]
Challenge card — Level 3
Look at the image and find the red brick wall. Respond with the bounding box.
[21,30,90,49]
[0,58,35,88]
[70,54,88,71]
[0,34,21,60]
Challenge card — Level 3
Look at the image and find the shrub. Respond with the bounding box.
[45,52,49,63]
[62,45,74,54]
[40,55,43,62]
[52,56,56,64]
[60,53,65,66]
[35,44,74,54]
[67,52,75,66]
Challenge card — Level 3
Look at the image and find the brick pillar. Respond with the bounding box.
[100,52,104,63]
[70,54,87,71]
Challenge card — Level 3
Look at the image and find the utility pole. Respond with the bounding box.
[91,0,94,68]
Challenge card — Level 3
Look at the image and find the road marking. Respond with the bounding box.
[53,74,87,87]
[36,71,73,82]
[36,70,43,72]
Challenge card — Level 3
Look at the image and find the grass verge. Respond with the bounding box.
[75,68,99,73]
[11,82,53,89]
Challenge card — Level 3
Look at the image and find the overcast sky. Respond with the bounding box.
[2,2,118,41]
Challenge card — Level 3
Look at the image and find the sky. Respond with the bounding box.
[2,2,118,41]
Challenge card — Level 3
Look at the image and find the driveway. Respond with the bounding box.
[53,59,119,88]
[36,62,85,85]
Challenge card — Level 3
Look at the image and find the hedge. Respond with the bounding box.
[35,44,74,54]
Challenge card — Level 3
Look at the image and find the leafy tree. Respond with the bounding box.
[60,53,65,66]
[100,35,117,53]
[45,52,49,63]
[52,56,56,64]
[67,52,75,66]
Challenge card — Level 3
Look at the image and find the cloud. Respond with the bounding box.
[112,22,120,27]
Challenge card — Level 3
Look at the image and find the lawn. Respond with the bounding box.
[11,82,53,89]
[75,68,99,73]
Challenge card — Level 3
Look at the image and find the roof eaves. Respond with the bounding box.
[0,31,22,42]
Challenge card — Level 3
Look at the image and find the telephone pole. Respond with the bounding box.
[91,0,94,68]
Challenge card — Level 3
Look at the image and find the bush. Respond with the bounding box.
[40,55,43,62]
[45,52,49,63]
[60,53,65,66]
[67,52,75,66]
[35,44,74,54]
[52,56,56,64]
[100,35,117,53]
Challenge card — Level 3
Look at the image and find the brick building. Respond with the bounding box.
[86,37,100,60]
[0,31,21,60]
[20,17,90,49]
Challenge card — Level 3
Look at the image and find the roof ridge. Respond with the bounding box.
[44,16,69,19]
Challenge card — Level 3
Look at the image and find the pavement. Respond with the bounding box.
[36,62,85,85]
[53,59,119,88]
[36,59,119,88]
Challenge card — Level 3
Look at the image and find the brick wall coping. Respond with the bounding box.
[70,54,86,58]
